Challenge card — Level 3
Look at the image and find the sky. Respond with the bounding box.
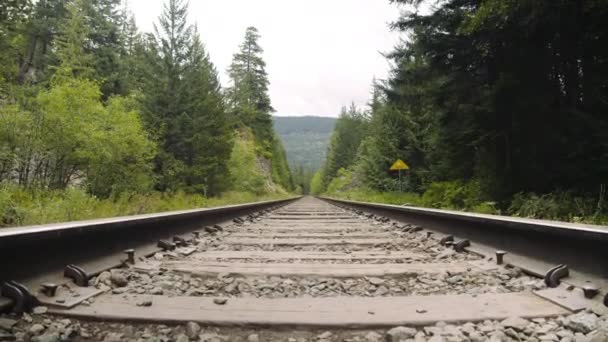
[129,0,404,117]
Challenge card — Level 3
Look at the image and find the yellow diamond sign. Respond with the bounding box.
[390,159,409,171]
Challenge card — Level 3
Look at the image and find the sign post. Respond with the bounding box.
[389,159,409,192]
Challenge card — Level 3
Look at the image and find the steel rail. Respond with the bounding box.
[320,196,608,294]
[0,197,299,299]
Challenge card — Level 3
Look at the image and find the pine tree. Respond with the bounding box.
[178,27,233,195]
[227,26,274,144]
[140,0,192,191]
[52,0,93,83]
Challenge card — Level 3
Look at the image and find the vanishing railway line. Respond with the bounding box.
[1,197,608,341]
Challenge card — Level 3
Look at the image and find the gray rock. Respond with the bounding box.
[501,316,530,331]
[587,330,608,342]
[185,322,201,339]
[136,299,153,307]
[0,319,17,332]
[364,331,382,342]
[568,312,599,333]
[31,332,59,342]
[488,331,507,342]
[437,250,455,259]
[368,277,385,286]
[468,332,485,342]
[213,298,227,305]
[175,334,189,342]
[29,324,45,335]
[247,333,260,342]
[111,287,127,294]
[428,336,445,342]
[538,333,559,341]
[386,326,417,341]
[110,271,129,287]
[446,275,463,284]
[102,332,123,342]
[150,287,164,295]
[33,306,48,315]
[199,333,222,342]
[414,331,427,342]
[317,331,332,339]
[0,331,15,342]
[95,271,112,285]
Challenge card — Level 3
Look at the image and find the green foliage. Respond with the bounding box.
[270,136,293,191]
[227,26,273,123]
[225,26,293,193]
[140,0,233,195]
[28,79,154,195]
[508,191,603,223]
[419,181,485,211]
[228,130,268,195]
[52,0,93,83]
[317,104,369,192]
[0,0,295,229]
[0,182,289,227]
[316,0,608,225]
[310,170,324,196]
[326,168,355,194]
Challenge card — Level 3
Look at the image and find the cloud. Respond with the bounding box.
[129,0,401,117]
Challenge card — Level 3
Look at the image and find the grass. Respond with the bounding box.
[0,184,291,228]
[324,187,608,225]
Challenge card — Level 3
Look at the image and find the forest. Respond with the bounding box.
[0,0,293,226]
[314,0,608,223]
[3,0,608,226]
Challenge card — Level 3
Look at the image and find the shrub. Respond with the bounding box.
[420,180,484,210]
[507,191,599,221]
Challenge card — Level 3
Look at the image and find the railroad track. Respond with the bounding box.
[1,197,608,341]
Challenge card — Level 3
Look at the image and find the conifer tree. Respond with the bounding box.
[227,26,274,144]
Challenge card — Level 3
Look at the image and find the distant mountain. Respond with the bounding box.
[273,116,337,171]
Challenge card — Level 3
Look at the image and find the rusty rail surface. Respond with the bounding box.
[0,197,298,293]
[320,196,608,292]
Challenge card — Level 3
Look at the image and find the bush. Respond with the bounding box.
[507,191,600,222]
[326,168,355,194]
[420,180,485,210]
[228,131,268,195]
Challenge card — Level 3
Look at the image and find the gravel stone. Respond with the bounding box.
[136,299,153,307]
[31,332,59,342]
[587,330,608,342]
[29,324,45,335]
[32,306,48,315]
[175,334,189,342]
[96,271,112,286]
[0,319,17,331]
[386,326,417,341]
[367,277,384,286]
[317,331,333,339]
[247,333,260,342]
[185,322,201,339]
[0,331,15,342]
[364,331,382,342]
[501,316,529,331]
[213,298,228,305]
[110,271,129,287]
[568,312,599,333]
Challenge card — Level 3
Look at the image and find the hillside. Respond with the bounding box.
[272,116,337,171]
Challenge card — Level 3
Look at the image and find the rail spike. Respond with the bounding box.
[453,239,470,253]
[64,264,89,287]
[1,281,37,313]
[544,264,569,288]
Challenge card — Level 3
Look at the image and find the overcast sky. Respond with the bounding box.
[128,0,404,117]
